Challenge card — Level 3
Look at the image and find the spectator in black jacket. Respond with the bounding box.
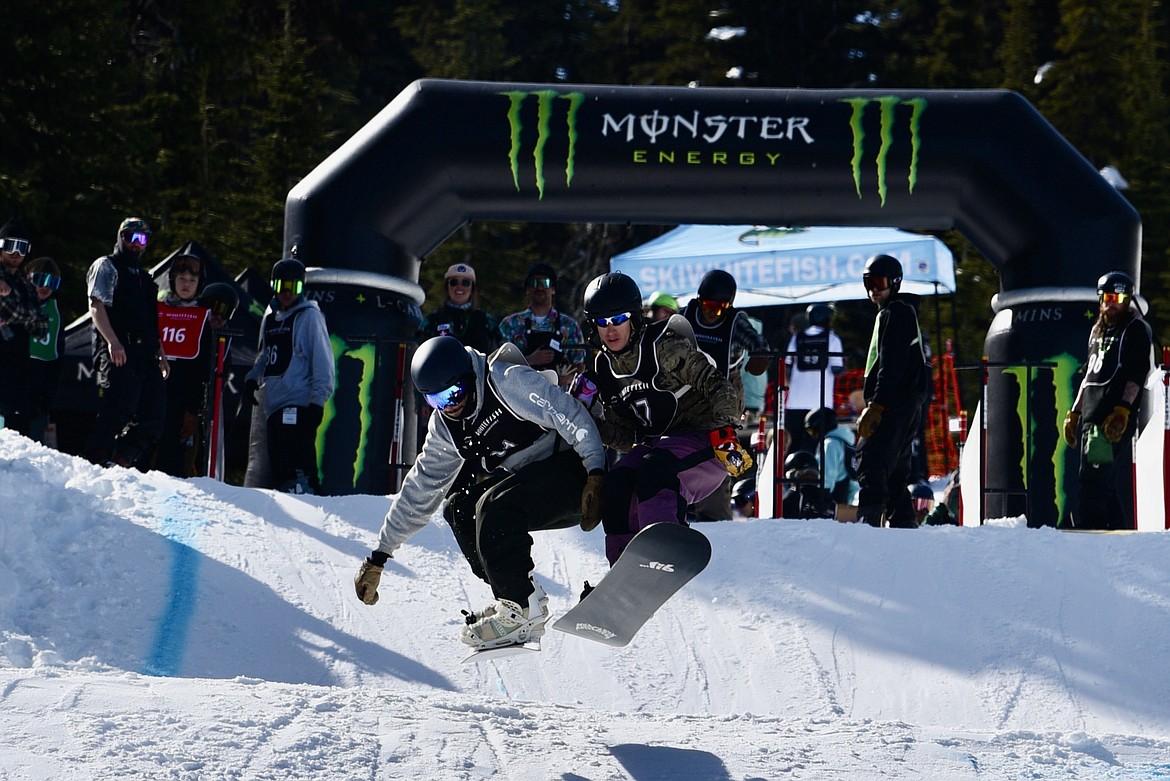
[0,219,50,435]
[84,217,169,468]
[1062,271,1154,530]
[419,263,501,353]
[854,255,929,528]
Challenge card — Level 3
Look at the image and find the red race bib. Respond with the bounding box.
[158,303,210,360]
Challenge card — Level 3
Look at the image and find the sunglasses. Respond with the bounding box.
[593,312,632,328]
[122,231,150,247]
[424,381,467,411]
[30,271,61,291]
[273,278,304,296]
[1,238,30,256]
[699,299,730,316]
[447,278,473,288]
[863,275,891,292]
[1101,292,1130,305]
[527,276,554,289]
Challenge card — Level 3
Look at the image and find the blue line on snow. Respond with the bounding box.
[142,504,205,677]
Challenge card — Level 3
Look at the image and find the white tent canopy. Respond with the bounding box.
[610,225,956,308]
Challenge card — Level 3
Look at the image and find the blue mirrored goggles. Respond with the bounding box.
[593,311,632,328]
[30,271,61,291]
[423,381,467,411]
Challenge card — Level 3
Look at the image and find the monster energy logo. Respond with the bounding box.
[325,337,377,487]
[500,90,585,200]
[841,96,926,206]
[1002,352,1080,525]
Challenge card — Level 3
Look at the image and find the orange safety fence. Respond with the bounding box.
[925,341,963,478]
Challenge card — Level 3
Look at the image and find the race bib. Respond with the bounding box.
[158,303,209,360]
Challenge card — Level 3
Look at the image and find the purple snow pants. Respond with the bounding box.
[600,428,727,564]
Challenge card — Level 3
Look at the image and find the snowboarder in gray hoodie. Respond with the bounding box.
[353,335,606,652]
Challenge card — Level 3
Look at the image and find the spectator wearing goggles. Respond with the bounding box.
[243,257,335,495]
[680,269,770,521]
[0,219,51,435]
[853,254,930,529]
[499,262,586,387]
[84,217,168,468]
[1062,271,1153,530]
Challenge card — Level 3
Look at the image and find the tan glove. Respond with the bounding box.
[580,471,605,531]
[1102,406,1130,443]
[710,426,754,479]
[856,402,885,440]
[354,556,386,605]
[1062,411,1081,448]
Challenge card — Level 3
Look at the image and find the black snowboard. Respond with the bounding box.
[552,523,712,647]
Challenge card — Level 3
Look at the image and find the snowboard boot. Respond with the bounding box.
[461,576,548,625]
[460,578,549,649]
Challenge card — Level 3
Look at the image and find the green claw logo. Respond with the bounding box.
[1002,351,1080,524]
[841,96,926,206]
[500,90,585,200]
[323,337,377,487]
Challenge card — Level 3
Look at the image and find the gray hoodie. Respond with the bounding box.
[246,297,335,413]
[376,342,605,556]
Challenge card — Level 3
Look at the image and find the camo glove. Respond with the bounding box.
[710,426,753,478]
[1102,406,1130,443]
[354,550,391,605]
[580,470,605,531]
[856,403,885,440]
[1062,411,1081,448]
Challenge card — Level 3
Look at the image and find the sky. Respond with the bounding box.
[2,429,1170,780]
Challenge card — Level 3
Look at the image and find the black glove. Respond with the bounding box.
[244,379,259,407]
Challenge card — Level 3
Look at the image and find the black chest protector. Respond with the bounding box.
[592,319,679,438]
[442,374,546,473]
[107,254,160,344]
[261,308,303,378]
[432,306,495,353]
[683,302,736,378]
[795,328,830,371]
[523,313,566,370]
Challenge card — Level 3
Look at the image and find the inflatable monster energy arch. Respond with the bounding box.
[283,79,1139,526]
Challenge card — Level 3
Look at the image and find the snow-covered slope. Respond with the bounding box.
[2,430,1169,779]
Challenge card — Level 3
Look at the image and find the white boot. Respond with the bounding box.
[461,578,550,649]
[462,577,548,625]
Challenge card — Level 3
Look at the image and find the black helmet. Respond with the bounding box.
[784,450,819,475]
[863,254,903,294]
[804,407,838,439]
[697,269,737,302]
[411,335,473,394]
[583,272,644,348]
[910,481,934,500]
[731,477,756,508]
[198,282,240,321]
[806,303,833,327]
[1096,271,1135,298]
[271,257,306,283]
